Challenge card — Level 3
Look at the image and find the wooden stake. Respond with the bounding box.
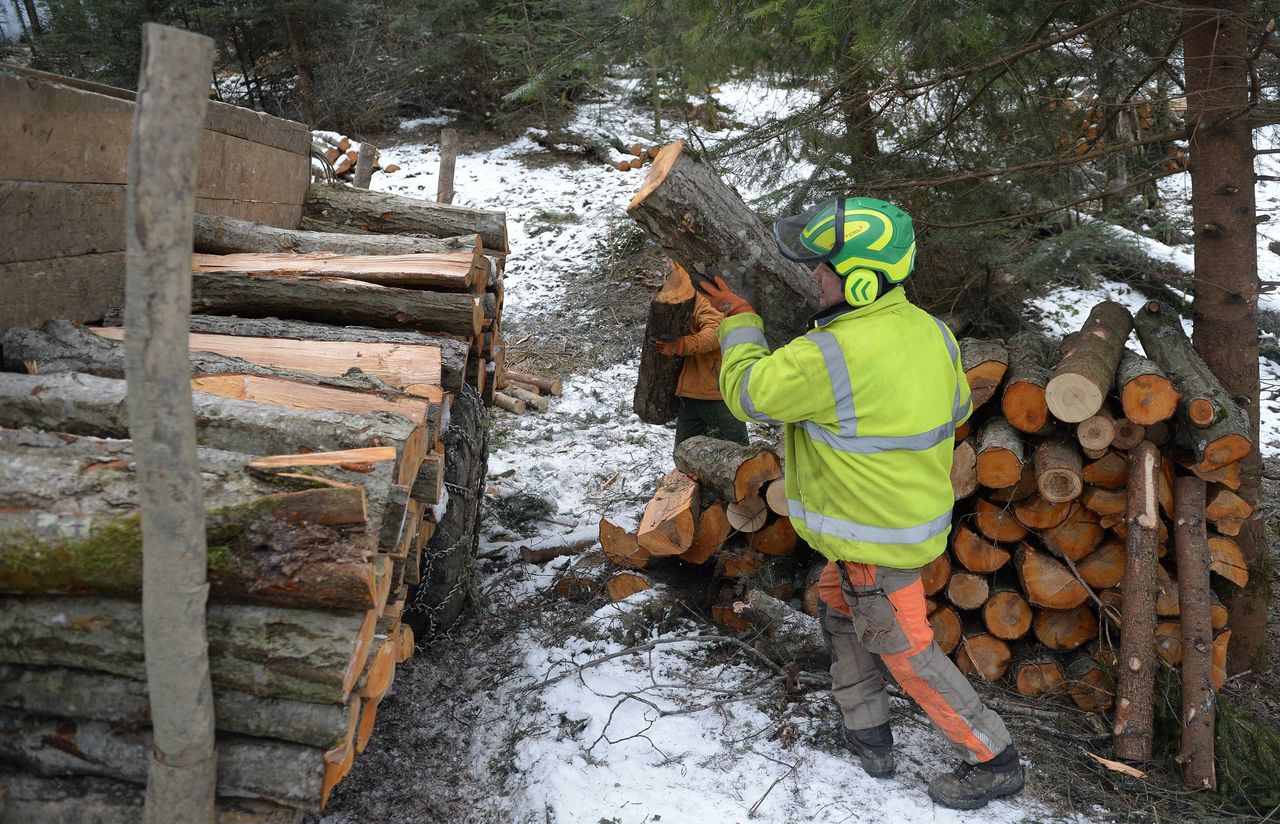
[1174,475,1216,789]
[1114,442,1160,761]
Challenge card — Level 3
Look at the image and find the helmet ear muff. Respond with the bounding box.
[843,267,882,307]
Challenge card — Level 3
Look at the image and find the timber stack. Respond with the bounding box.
[0,180,507,818]
[313,130,400,176]
[562,299,1246,780]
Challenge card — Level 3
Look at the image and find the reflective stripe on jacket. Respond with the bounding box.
[717,286,971,569]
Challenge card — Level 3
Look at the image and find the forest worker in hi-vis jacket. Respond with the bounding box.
[695,197,1024,811]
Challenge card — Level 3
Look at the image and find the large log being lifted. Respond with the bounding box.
[192,251,481,291]
[626,140,819,348]
[674,436,782,503]
[633,263,695,424]
[189,271,482,338]
[1045,302,1133,423]
[1132,301,1251,471]
[305,183,508,254]
[194,213,484,257]
[0,596,374,705]
[0,429,378,611]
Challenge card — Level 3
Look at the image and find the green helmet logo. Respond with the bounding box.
[798,197,916,282]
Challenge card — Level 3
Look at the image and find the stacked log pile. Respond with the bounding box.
[313,131,400,176]
[0,182,507,816]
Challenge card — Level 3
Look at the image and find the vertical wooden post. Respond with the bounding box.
[125,23,217,824]
[1114,440,1160,761]
[437,127,458,204]
[353,142,378,189]
[1174,475,1217,789]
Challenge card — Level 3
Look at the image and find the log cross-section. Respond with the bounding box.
[674,436,781,503]
[636,469,700,556]
[1046,301,1133,423]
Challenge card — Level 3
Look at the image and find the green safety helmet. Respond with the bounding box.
[773,197,917,307]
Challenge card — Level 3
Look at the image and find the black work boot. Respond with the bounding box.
[927,745,1024,810]
[841,722,895,778]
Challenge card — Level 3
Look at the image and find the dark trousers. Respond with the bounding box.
[674,397,749,449]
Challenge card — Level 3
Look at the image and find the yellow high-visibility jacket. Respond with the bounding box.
[717,287,971,569]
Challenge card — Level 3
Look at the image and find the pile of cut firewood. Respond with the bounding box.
[492,367,564,415]
[0,181,507,817]
[313,130,400,175]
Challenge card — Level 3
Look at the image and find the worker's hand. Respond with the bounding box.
[653,334,684,356]
[694,274,755,316]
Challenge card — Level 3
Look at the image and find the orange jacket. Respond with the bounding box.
[676,293,726,400]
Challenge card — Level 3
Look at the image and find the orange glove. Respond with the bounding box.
[694,274,755,316]
[654,334,684,357]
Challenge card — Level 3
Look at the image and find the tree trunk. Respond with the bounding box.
[1046,302,1133,422]
[125,26,218,821]
[1115,349,1179,425]
[636,470,700,556]
[1182,0,1263,672]
[959,338,1009,411]
[1076,409,1116,452]
[1001,331,1054,433]
[976,419,1025,489]
[0,596,374,705]
[436,128,458,205]
[1173,475,1216,789]
[633,264,695,424]
[193,213,481,258]
[626,141,819,348]
[352,143,377,190]
[1114,441,1160,761]
[733,589,829,670]
[305,184,507,254]
[189,271,481,338]
[673,436,781,504]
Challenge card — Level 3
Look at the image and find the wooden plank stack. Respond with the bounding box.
[0,182,508,818]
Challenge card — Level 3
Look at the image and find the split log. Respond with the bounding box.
[504,369,562,396]
[305,183,507,253]
[683,503,729,564]
[973,499,1027,543]
[1207,535,1248,586]
[1132,301,1251,470]
[981,586,1033,640]
[626,140,819,347]
[764,478,789,515]
[748,516,798,556]
[1076,538,1126,589]
[0,664,357,749]
[946,571,991,611]
[1174,475,1216,788]
[928,602,962,655]
[1012,494,1073,530]
[951,525,1011,573]
[636,469,700,556]
[0,596,374,704]
[1041,504,1104,562]
[1015,544,1089,609]
[1081,486,1127,519]
[1034,439,1083,503]
[960,338,1009,410]
[733,589,829,669]
[0,714,346,811]
[1012,656,1066,699]
[1111,418,1145,450]
[1082,452,1128,488]
[1187,459,1242,491]
[920,552,951,597]
[1032,606,1097,650]
[976,419,1025,488]
[1205,486,1253,537]
[1001,331,1054,433]
[1210,594,1229,630]
[599,517,653,570]
[726,496,768,532]
[951,438,979,500]
[191,373,436,433]
[191,251,482,291]
[189,271,482,337]
[1067,649,1114,712]
[955,632,1011,681]
[1076,410,1116,452]
[1046,301,1133,422]
[1115,349,1179,425]
[193,213,482,257]
[674,436,781,503]
[1114,441,1160,761]
[1156,564,1181,617]
[1212,630,1230,691]
[633,264,695,424]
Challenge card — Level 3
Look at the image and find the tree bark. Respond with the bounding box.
[633,264,694,424]
[1002,331,1055,433]
[976,418,1025,489]
[626,140,819,348]
[733,589,829,670]
[1034,439,1083,503]
[1114,441,1160,761]
[193,213,480,258]
[1174,475,1216,789]
[674,436,781,504]
[352,143,377,190]
[190,271,481,338]
[436,128,458,205]
[959,338,1009,411]
[1182,0,1263,673]
[125,25,218,821]
[1046,301,1133,422]
[305,184,507,253]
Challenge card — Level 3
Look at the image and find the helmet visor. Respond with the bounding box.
[773,198,845,264]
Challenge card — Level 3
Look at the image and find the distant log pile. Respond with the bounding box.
[0,179,506,815]
[313,130,400,176]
